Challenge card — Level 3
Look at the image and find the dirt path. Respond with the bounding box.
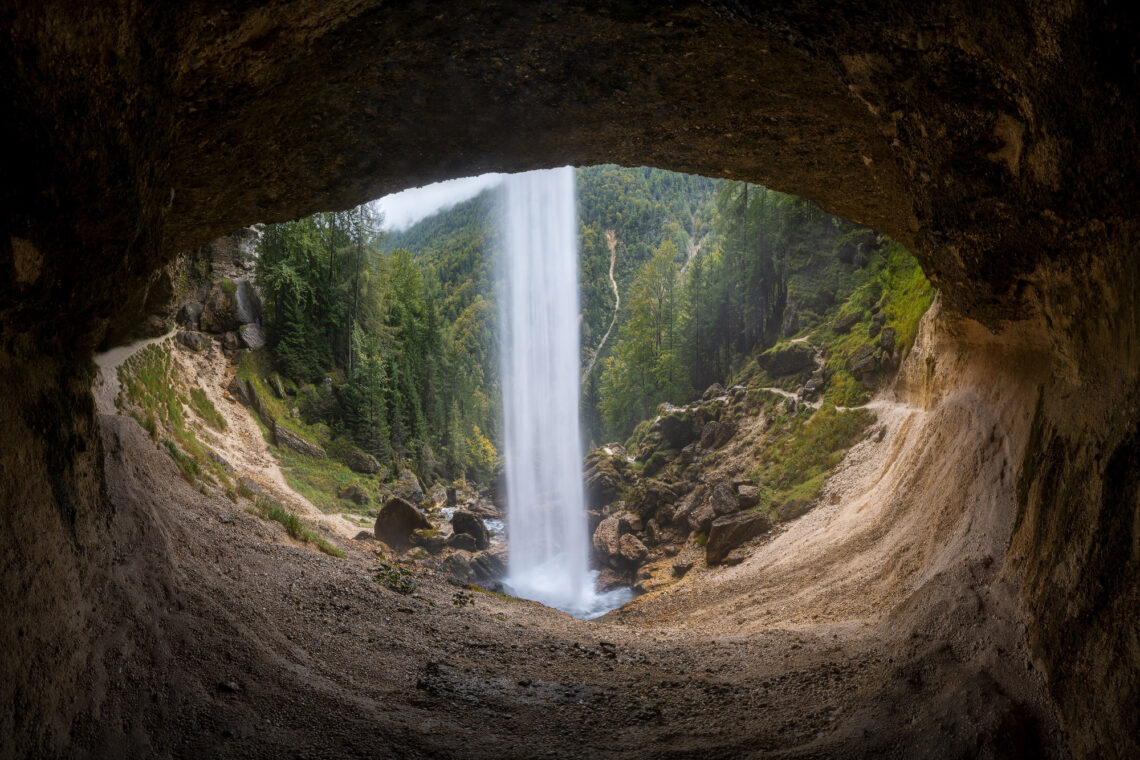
[93,329,176,414]
[581,228,621,384]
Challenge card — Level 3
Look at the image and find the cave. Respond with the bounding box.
[1,2,1137,758]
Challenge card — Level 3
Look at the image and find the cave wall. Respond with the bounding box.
[1,2,1137,756]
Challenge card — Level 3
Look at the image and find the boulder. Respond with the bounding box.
[442,552,475,583]
[802,377,826,397]
[200,283,240,333]
[848,345,878,377]
[429,483,448,507]
[737,484,761,508]
[709,480,740,516]
[446,487,458,506]
[410,528,446,553]
[628,478,678,517]
[654,409,697,449]
[208,450,234,474]
[618,533,649,563]
[687,501,717,533]
[642,450,668,478]
[450,509,490,550]
[596,567,630,592]
[446,532,478,552]
[343,448,381,474]
[238,322,266,350]
[706,512,772,565]
[273,422,327,459]
[783,397,798,415]
[393,467,424,504]
[832,310,862,334]
[353,530,375,541]
[758,343,816,376]
[176,301,204,331]
[700,420,737,450]
[777,498,813,522]
[237,477,263,498]
[270,374,287,399]
[227,375,250,405]
[470,550,506,582]
[222,331,241,352]
[701,383,725,401]
[672,558,694,577]
[374,497,432,549]
[879,326,897,352]
[337,483,370,505]
[583,450,626,509]
[176,330,209,352]
[592,514,625,561]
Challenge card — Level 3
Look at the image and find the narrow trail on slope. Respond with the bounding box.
[581,228,620,384]
[95,333,358,541]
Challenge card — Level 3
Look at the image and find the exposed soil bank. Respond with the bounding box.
[2,3,1138,757]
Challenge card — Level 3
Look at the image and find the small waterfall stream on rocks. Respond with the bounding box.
[500,167,633,619]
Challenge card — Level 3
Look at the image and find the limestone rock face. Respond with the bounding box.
[374,497,431,549]
[583,449,628,509]
[200,283,239,333]
[706,513,772,566]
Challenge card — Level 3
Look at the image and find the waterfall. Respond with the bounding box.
[499,167,632,619]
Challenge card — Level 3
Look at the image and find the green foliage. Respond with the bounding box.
[373,562,418,595]
[163,438,200,483]
[250,496,344,557]
[751,403,873,513]
[189,387,226,431]
[451,591,475,607]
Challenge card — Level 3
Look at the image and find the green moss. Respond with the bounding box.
[220,278,237,295]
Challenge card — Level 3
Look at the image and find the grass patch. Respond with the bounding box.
[250,496,345,558]
[751,403,873,515]
[189,387,226,431]
[275,445,382,515]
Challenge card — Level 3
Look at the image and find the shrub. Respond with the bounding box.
[374,562,418,595]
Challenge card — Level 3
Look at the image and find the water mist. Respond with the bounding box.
[499,167,632,619]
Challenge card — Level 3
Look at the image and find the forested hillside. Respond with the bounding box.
[249,166,931,494]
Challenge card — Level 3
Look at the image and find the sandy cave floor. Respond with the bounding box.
[84,330,1069,759]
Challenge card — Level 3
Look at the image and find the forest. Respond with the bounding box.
[250,165,930,488]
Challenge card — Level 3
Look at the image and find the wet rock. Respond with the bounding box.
[706,512,772,565]
[450,509,490,551]
[758,343,815,376]
[176,330,209,352]
[337,483,370,505]
[618,533,649,563]
[343,448,381,474]
[445,532,478,552]
[654,409,697,449]
[238,322,266,350]
[200,283,240,333]
[176,301,204,331]
[737,484,761,508]
[701,383,725,401]
[596,567,629,592]
[232,279,261,324]
[374,497,431,549]
[777,498,813,522]
[273,422,326,459]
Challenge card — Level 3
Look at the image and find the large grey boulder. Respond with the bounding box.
[176,330,209,352]
[239,323,266,350]
[758,343,816,376]
[706,512,772,565]
[709,480,740,516]
[343,448,381,474]
[273,422,326,459]
[450,509,490,551]
[374,497,431,549]
[393,467,424,504]
[176,301,204,331]
[654,408,697,449]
